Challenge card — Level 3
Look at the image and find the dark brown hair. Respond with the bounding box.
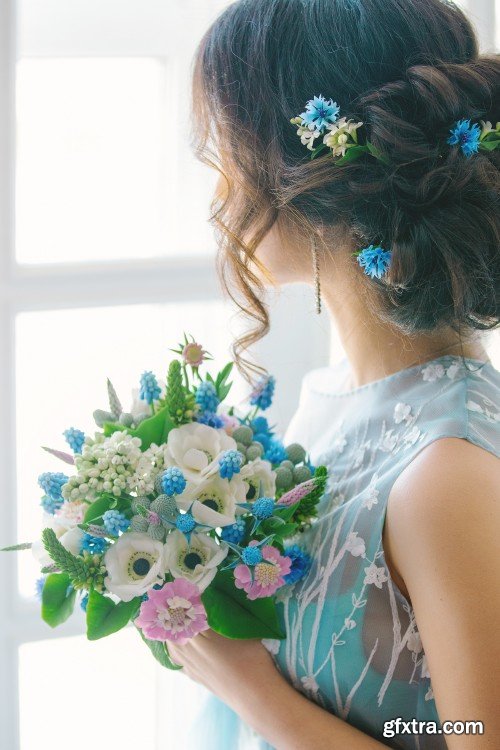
[191,0,500,381]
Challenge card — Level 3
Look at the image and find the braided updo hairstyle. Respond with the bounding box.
[191,0,500,380]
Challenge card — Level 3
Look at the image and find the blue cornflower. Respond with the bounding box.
[264,438,288,464]
[80,533,108,555]
[161,467,187,496]
[446,118,481,158]
[196,411,224,428]
[283,545,312,585]
[253,432,271,450]
[175,512,197,542]
[221,519,246,544]
[252,497,275,520]
[241,545,263,566]
[249,375,276,411]
[80,593,89,612]
[251,416,270,434]
[356,245,392,279]
[195,381,219,413]
[38,471,68,500]
[139,370,162,404]
[219,449,244,480]
[40,493,64,515]
[63,427,85,454]
[299,95,340,132]
[102,509,130,536]
[35,575,47,601]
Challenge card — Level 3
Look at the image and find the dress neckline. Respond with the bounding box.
[308,354,493,398]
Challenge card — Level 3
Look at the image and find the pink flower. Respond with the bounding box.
[234,545,292,600]
[134,577,209,644]
[182,342,207,368]
[277,478,316,507]
[219,413,240,436]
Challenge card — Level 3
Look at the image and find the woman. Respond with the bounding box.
[168,1,500,748]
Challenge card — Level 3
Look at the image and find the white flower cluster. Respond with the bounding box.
[61,431,144,502]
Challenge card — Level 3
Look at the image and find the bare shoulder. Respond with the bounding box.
[383,437,500,601]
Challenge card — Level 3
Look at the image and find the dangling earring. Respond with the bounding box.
[311,235,322,314]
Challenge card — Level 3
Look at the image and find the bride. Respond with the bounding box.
[167,1,500,748]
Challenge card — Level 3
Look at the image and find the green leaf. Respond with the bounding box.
[83,494,130,524]
[479,139,500,151]
[41,573,76,628]
[201,569,285,640]
[0,541,32,552]
[334,144,369,165]
[366,142,391,165]
[86,588,142,640]
[130,405,175,450]
[135,626,183,670]
[103,421,127,437]
[274,502,300,522]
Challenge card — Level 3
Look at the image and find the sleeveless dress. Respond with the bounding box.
[187,353,500,750]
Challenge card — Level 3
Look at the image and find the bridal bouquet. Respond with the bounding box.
[3,334,326,668]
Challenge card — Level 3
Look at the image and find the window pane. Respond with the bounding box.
[19,628,211,749]
[16,57,218,264]
[15,302,245,597]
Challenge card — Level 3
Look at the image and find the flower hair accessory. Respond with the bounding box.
[447,119,500,158]
[353,244,392,280]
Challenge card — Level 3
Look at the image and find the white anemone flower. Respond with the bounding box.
[32,510,85,567]
[177,474,246,528]
[239,458,276,503]
[103,532,167,602]
[163,422,237,484]
[164,530,228,592]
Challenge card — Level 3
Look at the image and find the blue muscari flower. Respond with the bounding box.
[283,545,312,585]
[139,370,162,404]
[38,471,68,500]
[252,497,275,520]
[264,438,287,464]
[356,245,392,279]
[241,545,263,566]
[80,533,108,555]
[300,94,340,133]
[35,575,47,601]
[196,411,224,428]
[161,466,187,496]
[40,493,64,515]
[250,375,276,411]
[219,449,244,480]
[175,512,196,534]
[80,593,89,612]
[221,519,246,544]
[63,427,85,454]
[102,509,130,536]
[195,380,219,413]
[446,118,481,158]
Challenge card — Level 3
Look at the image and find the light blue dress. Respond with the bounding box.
[188,354,500,750]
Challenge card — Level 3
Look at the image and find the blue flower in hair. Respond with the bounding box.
[356,245,392,279]
[299,95,340,132]
[446,119,481,158]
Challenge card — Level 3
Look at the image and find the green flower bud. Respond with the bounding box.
[280,459,295,471]
[293,465,312,483]
[285,443,307,465]
[235,442,248,456]
[246,442,264,461]
[275,466,294,490]
[232,426,253,446]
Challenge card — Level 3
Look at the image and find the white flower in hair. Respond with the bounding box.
[323,116,364,156]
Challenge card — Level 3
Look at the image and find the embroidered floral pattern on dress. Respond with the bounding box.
[254,355,500,750]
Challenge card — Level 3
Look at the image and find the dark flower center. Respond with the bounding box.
[202,498,219,511]
[246,483,257,500]
[184,552,203,570]
[132,557,151,577]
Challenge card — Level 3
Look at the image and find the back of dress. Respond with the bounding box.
[262,353,499,750]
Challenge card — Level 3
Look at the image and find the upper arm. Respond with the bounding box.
[386,437,500,748]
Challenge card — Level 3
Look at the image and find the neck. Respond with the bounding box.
[320,266,490,390]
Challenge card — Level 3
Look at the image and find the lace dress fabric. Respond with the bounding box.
[188,354,500,750]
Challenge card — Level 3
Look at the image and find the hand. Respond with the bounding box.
[168,629,280,707]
